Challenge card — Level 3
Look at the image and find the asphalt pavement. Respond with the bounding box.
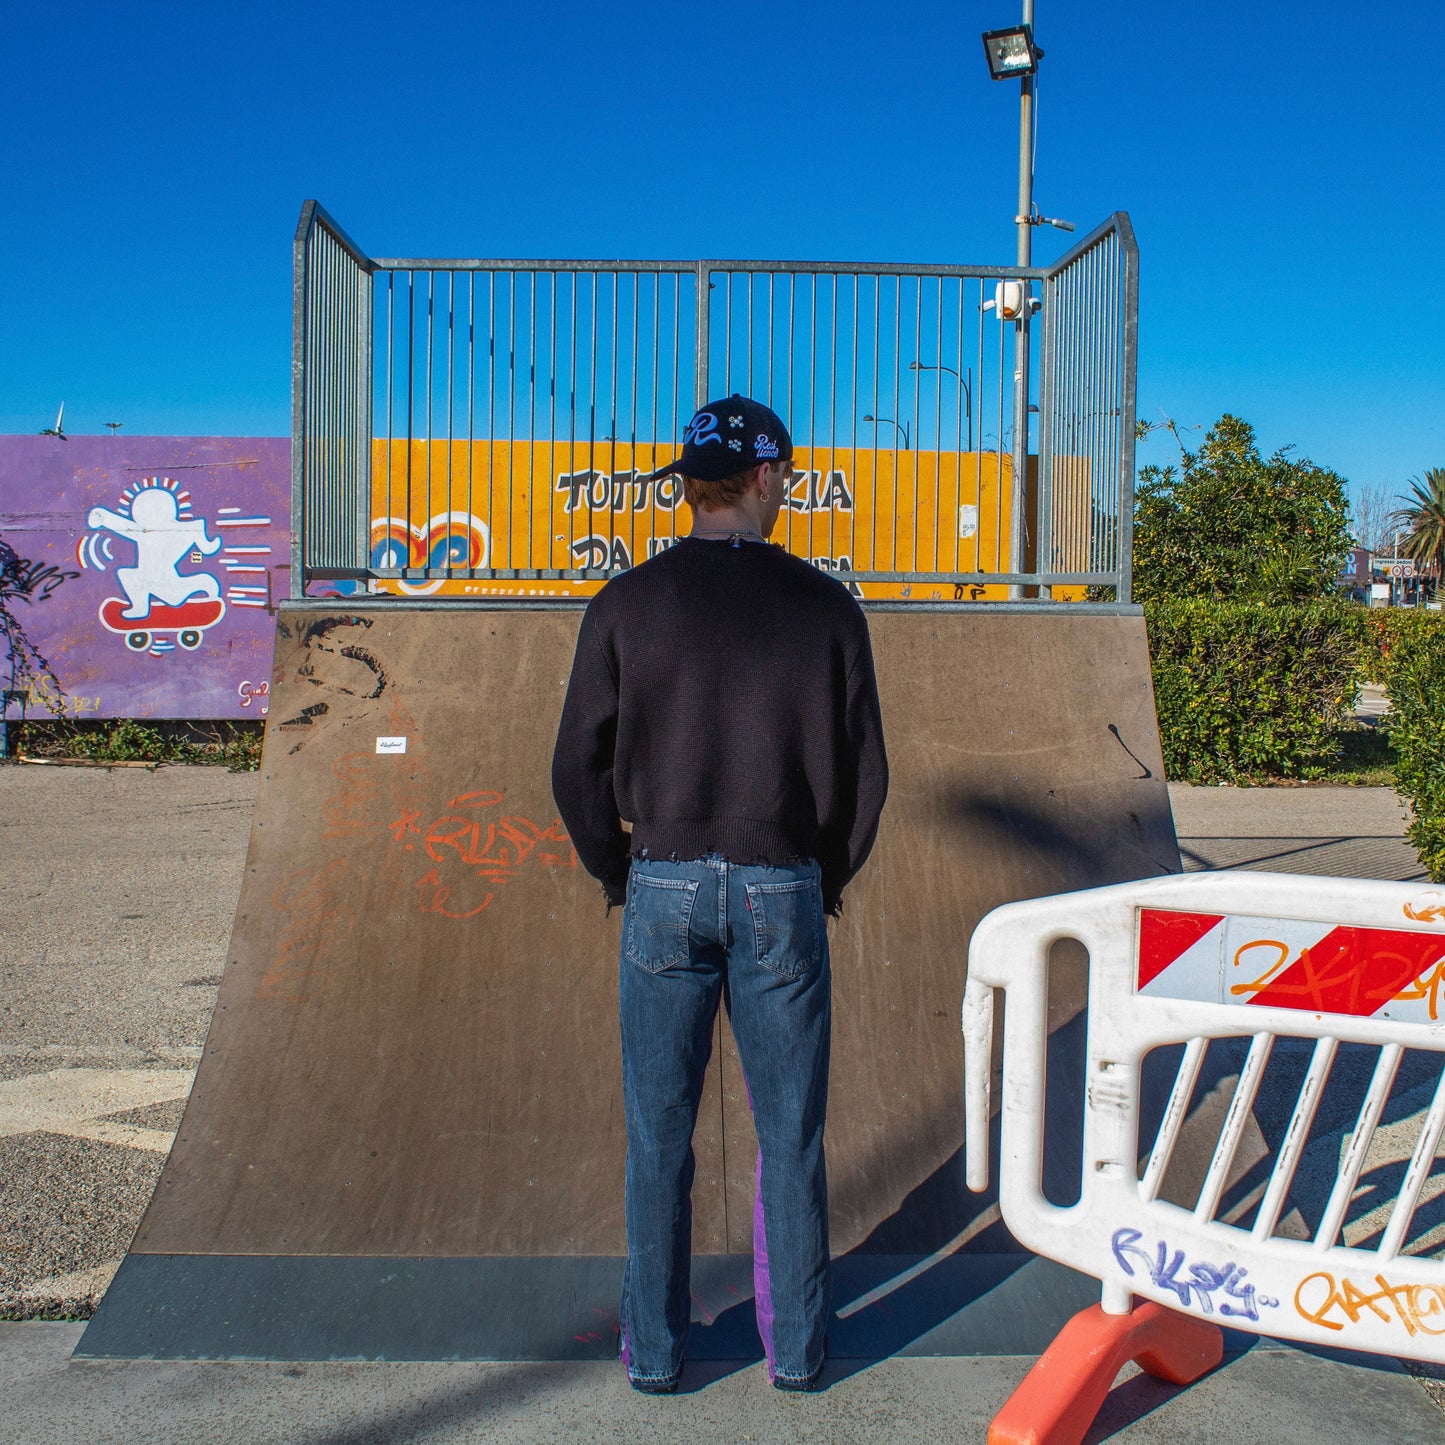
[1,762,1441,1442]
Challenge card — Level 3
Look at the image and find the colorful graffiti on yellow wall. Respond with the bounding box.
[343,441,1040,602]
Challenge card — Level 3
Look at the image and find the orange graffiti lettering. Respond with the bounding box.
[1295,1270,1445,1338]
[416,867,495,919]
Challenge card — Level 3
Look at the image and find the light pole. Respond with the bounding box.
[909,362,973,450]
[862,415,910,450]
[983,13,1041,591]
[983,8,1069,593]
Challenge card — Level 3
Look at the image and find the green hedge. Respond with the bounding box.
[1144,599,1369,784]
[1373,613,1445,883]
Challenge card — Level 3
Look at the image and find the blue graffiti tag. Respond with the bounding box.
[1111,1227,1279,1321]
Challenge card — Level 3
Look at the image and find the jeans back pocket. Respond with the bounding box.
[745,877,823,979]
[624,873,699,974]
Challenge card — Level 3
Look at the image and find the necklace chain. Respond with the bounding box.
[691,529,766,544]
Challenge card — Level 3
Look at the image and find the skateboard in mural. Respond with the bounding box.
[99,595,226,652]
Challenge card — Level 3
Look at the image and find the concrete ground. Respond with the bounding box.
[1,763,1442,1441]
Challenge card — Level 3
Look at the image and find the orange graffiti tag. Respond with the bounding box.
[1295,1271,1445,1338]
[260,858,354,999]
[415,867,495,919]
[1228,938,1291,997]
[1404,895,1445,925]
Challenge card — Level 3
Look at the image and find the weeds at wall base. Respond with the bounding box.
[1,718,263,771]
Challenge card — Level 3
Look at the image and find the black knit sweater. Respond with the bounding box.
[551,536,888,914]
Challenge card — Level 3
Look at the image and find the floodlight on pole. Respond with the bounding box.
[981,23,1042,80]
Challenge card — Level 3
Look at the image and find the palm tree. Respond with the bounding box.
[1395,468,1445,598]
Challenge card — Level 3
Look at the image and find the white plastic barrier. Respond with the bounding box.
[964,871,1445,1360]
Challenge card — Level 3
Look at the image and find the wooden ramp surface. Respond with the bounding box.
[79,602,1178,1360]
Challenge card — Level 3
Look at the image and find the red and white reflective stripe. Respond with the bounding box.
[1137,908,1445,1022]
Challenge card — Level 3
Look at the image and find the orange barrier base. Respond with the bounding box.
[988,1299,1225,1445]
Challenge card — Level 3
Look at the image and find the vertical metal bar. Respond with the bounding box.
[695,262,710,410]
[849,275,858,580]
[884,275,895,575]
[548,271,558,575]
[1035,268,1053,593]
[468,273,476,572]
[405,271,415,567]
[358,254,372,581]
[829,274,838,569]
[786,275,796,554]
[932,280,943,574]
[649,272,659,558]
[1117,219,1139,600]
[746,272,754,397]
[723,271,733,397]
[607,272,619,559]
[528,271,537,573]
[508,272,517,571]
[670,273,680,542]
[387,270,396,577]
[425,272,434,567]
[995,318,1005,575]
[870,277,880,576]
[445,271,455,577]
[630,272,640,565]
[290,205,313,595]
[589,271,599,574]
[954,280,965,573]
[488,273,496,571]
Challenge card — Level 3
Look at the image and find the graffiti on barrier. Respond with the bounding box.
[1295,1270,1445,1339]
[259,858,354,1000]
[238,680,270,713]
[79,476,276,657]
[1111,1227,1280,1321]
[554,466,853,518]
[0,536,78,718]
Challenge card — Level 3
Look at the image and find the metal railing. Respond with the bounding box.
[1037,213,1139,601]
[292,202,1138,602]
[291,202,372,584]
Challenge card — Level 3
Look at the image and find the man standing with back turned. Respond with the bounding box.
[552,395,888,1393]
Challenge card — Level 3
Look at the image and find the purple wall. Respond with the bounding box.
[1,436,289,720]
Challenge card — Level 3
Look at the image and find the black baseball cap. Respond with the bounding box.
[647,395,793,482]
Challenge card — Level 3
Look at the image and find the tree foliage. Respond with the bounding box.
[1132,414,1353,603]
[1393,467,1445,595]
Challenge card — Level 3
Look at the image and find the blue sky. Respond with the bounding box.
[4,0,1443,511]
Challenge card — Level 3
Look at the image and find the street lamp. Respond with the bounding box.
[909,362,973,450]
[862,415,910,450]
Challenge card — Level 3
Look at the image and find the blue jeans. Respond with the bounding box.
[618,853,831,1388]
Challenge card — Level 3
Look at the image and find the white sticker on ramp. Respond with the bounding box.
[376,736,408,754]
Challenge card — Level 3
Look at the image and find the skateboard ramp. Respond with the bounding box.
[78,602,1179,1360]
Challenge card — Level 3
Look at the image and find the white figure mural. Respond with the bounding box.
[88,484,222,618]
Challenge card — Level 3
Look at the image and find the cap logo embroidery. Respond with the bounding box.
[755,434,779,459]
[728,439,743,451]
[683,411,722,446]
[728,415,744,427]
